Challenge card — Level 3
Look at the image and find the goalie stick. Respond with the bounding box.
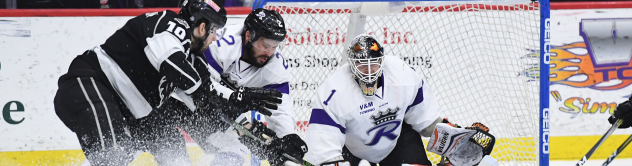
[576,119,624,166]
[602,133,632,166]
[218,113,315,166]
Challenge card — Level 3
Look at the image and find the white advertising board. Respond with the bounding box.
[0,15,247,152]
[549,8,632,137]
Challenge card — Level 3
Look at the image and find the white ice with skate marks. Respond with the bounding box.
[79,130,257,166]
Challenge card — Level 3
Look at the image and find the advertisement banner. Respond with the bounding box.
[549,9,632,136]
[549,8,632,160]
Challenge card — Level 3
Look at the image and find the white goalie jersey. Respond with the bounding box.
[304,56,442,164]
[204,24,296,137]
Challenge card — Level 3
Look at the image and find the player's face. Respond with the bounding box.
[191,24,221,55]
[250,37,281,65]
[202,26,220,50]
[354,59,381,75]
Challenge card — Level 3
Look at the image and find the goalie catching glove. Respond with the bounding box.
[237,119,308,166]
[427,123,496,166]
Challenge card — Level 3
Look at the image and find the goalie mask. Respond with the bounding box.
[347,35,384,96]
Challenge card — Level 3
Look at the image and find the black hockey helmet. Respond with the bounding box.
[180,0,227,33]
[244,8,287,42]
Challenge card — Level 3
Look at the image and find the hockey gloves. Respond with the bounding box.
[191,78,253,123]
[238,119,279,162]
[269,134,308,165]
[428,123,495,166]
[238,120,308,166]
[191,78,218,110]
[229,87,282,116]
[609,100,632,128]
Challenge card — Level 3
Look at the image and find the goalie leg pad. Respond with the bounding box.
[427,123,496,166]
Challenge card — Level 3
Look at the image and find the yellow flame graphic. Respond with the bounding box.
[550,42,632,90]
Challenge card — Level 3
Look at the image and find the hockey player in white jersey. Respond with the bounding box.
[198,8,307,166]
[304,35,496,166]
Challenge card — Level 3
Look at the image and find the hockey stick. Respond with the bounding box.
[218,114,315,166]
[602,133,632,166]
[576,119,623,166]
[437,156,449,166]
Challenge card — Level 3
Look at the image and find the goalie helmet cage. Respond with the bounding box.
[252,0,550,165]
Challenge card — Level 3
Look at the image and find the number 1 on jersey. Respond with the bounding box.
[323,89,336,106]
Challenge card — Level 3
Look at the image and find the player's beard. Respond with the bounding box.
[241,42,271,68]
[190,35,207,56]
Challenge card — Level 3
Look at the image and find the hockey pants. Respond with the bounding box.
[54,76,191,165]
[342,123,432,166]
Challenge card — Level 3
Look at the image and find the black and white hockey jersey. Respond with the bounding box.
[66,10,204,119]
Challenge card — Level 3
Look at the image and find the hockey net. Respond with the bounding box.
[261,0,542,165]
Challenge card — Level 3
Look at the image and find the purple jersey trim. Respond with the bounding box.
[310,109,346,134]
[204,48,223,73]
[263,82,290,94]
[406,86,424,113]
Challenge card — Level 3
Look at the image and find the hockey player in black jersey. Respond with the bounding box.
[53,0,282,165]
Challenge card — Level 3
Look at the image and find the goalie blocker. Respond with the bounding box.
[428,123,496,166]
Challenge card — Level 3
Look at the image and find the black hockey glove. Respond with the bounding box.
[609,100,632,128]
[238,119,279,162]
[208,91,258,123]
[191,78,216,110]
[229,87,282,116]
[268,134,308,165]
[237,120,307,166]
[191,78,252,124]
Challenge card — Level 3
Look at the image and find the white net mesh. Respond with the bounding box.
[263,1,541,165]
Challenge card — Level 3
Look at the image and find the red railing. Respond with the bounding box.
[1,1,632,17]
[551,1,632,9]
[0,7,251,17]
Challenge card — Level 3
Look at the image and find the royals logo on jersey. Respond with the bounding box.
[365,107,401,146]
